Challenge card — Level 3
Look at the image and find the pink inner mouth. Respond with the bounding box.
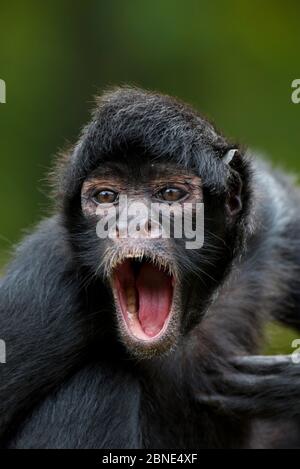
[113,259,174,341]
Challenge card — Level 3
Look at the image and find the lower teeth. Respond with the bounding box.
[126,287,137,316]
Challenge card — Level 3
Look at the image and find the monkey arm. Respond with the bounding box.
[0,216,104,443]
[196,355,300,418]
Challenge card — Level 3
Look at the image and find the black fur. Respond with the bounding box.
[1,87,300,449]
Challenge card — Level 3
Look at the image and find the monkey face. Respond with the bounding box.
[78,159,204,357]
[76,152,242,359]
[59,88,249,359]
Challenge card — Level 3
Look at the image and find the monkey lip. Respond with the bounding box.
[113,259,174,342]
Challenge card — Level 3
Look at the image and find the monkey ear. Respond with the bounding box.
[223,149,243,217]
[226,179,243,218]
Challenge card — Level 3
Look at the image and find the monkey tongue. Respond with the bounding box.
[136,263,173,338]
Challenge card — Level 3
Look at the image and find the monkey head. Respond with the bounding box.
[55,88,252,359]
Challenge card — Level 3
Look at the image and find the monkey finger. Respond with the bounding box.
[229,355,297,375]
[196,393,265,417]
[196,392,300,418]
[214,372,279,394]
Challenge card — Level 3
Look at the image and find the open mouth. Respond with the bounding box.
[112,258,175,342]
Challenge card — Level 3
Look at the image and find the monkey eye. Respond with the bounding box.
[92,189,118,205]
[155,187,188,203]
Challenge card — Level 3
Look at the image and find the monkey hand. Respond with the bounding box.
[196,355,300,419]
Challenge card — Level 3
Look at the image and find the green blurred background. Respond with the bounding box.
[0,0,299,352]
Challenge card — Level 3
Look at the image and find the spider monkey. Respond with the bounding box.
[0,87,300,449]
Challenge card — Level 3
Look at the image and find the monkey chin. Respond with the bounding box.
[110,257,181,359]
